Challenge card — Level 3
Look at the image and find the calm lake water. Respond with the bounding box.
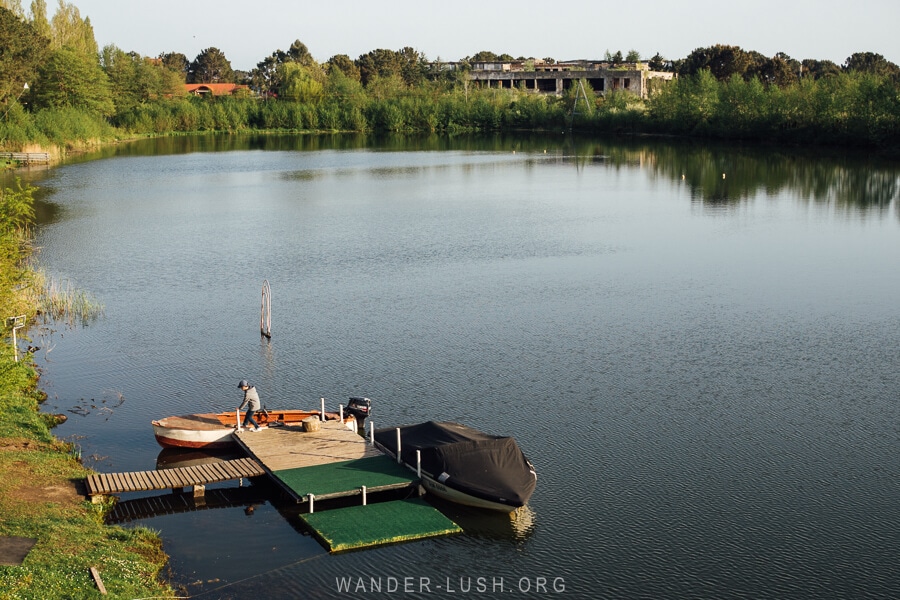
[13,134,900,599]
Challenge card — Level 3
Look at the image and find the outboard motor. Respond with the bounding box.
[346,397,371,427]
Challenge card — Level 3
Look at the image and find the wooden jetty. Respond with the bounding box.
[84,457,265,503]
[0,152,51,165]
[232,420,416,502]
[82,419,461,552]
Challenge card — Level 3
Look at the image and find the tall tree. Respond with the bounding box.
[325,54,360,81]
[159,52,189,80]
[680,45,751,81]
[189,47,233,83]
[800,59,841,80]
[102,45,183,112]
[27,0,50,39]
[397,46,427,87]
[356,48,402,86]
[0,7,48,104]
[843,52,900,79]
[250,40,319,95]
[648,52,668,71]
[355,47,427,87]
[49,0,97,55]
[277,62,324,102]
[0,0,23,17]
[32,46,114,116]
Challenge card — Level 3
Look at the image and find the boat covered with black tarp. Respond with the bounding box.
[374,421,536,512]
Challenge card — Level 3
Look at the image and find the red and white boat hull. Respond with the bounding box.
[152,423,237,449]
[152,410,356,449]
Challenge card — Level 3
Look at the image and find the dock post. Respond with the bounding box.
[339,404,343,421]
[260,280,272,338]
[309,494,315,514]
[369,420,374,445]
[417,450,421,478]
[236,410,241,432]
[396,428,401,463]
[361,485,367,506]
[320,398,325,421]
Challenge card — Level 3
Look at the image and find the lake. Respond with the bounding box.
[14,134,900,599]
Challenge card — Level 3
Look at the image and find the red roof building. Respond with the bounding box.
[185,83,250,97]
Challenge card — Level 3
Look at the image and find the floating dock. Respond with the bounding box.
[234,420,461,551]
[84,419,462,551]
[232,421,418,502]
[301,497,461,553]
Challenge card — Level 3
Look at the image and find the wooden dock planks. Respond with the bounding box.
[232,421,381,472]
[232,421,417,504]
[85,458,266,500]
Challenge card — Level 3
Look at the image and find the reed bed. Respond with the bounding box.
[34,271,104,326]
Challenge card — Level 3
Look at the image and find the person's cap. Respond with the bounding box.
[237,379,249,388]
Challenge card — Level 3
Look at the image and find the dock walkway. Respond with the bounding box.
[85,457,264,503]
[0,152,51,164]
[232,421,416,502]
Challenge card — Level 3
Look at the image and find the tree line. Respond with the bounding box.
[1,1,899,152]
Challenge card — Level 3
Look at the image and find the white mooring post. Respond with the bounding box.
[395,427,402,463]
[339,404,343,421]
[416,450,422,478]
[369,420,374,445]
[309,493,315,514]
[361,485,367,506]
[320,398,325,421]
[235,410,242,432]
[7,315,25,363]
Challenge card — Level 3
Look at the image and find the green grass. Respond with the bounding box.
[0,346,176,599]
[0,180,174,598]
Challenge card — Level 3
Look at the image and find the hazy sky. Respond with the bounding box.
[66,0,898,71]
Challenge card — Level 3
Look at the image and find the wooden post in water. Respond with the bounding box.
[7,315,24,362]
[260,280,271,338]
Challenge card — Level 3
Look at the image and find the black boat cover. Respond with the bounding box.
[374,421,536,507]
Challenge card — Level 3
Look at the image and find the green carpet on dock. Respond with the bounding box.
[300,497,462,553]
[272,454,415,499]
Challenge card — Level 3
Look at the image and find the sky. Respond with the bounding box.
[63,0,899,72]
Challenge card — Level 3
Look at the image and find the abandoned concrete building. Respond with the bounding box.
[454,60,675,99]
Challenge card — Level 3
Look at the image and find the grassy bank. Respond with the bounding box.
[0,181,175,599]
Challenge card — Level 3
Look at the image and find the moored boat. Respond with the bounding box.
[373,421,537,513]
[152,408,356,449]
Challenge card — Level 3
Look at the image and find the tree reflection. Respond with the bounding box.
[565,137,900,215]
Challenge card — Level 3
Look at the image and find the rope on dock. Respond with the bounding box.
[260,279,271,338]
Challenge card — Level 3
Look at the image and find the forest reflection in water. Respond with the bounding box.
[48,132,900,217]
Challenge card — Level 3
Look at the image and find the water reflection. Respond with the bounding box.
[21,133,892,216]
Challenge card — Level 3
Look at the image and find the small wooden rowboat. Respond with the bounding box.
[152,409,355,449]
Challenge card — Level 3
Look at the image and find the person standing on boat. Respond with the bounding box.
[237,380,262,432]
